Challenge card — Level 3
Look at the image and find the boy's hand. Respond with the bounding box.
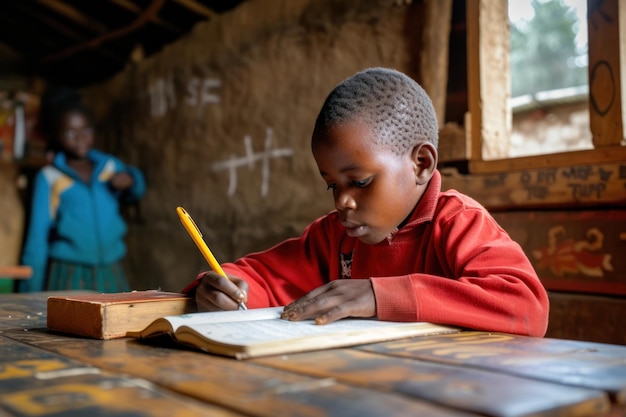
[281,280,376,324]
[195,271,249,311]
[110,172,134,190]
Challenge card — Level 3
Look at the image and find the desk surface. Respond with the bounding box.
[1,291,626,417]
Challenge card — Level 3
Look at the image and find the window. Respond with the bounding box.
[508,0,591,158]
[466,0,626,173]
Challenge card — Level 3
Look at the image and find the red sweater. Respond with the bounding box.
[184,171,549,337]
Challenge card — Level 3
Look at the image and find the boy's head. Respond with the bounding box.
[40,87,94,157]
[312,67,439,154]
[311,68,439,244]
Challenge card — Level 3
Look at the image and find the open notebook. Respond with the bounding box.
[127,307,459,359]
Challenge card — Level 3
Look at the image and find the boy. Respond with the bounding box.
[183,67,549,337]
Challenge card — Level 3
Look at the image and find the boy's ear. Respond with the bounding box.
[411,142,437,185]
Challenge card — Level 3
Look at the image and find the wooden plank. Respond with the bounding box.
[491,210,626,295]
[468,147,626,175]
[0,163,24,272]
[547,292,626,345]
[358,332,626,404]
[0,335,237,416]
[466,0,480,161]
[3,329,476,417]
[172,0,216,19]
[253,349,610,417]
[0,266,32,279]
[466,0,510,161]
[107,0,181,33]
[438,122,469,162]
[36,0,108,33]
[588,0,624,147]
[421,0,452,127]
[441,161,626,210]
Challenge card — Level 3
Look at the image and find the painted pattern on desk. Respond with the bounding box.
[0,336,237,417]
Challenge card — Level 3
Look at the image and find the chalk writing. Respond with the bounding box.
[148,76,176,118]
[211,128,294,198]
[185,78,221,106]
[148,76,221,118]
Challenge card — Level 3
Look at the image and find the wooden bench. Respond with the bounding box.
[0,265,32,279]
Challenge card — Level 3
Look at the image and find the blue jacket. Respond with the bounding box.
[19,150,146,292]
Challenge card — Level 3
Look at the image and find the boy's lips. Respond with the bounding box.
[341,220,368,237]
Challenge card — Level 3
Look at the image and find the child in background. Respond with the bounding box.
[19,88,146,292]
[184,68,549,337]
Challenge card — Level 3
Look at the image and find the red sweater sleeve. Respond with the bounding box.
[372,205,549,337]
[183,215,340,308]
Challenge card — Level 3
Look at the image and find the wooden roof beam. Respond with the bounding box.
[43,0,166,63]
[108,0,181,33]
[172,0,216,19]
[36,0,108,34]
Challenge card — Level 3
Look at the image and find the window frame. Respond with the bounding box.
[466,0,626,174]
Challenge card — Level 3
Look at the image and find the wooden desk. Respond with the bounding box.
[1,291,625,417]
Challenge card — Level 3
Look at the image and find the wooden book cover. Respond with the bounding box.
[128,307,459,359]
[47,291,195,340]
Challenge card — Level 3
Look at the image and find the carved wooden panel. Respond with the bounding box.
[493,210,626,295]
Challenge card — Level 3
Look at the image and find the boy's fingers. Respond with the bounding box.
[282,280,376,322]
[284,282,330,310]
[283,294,343,322]
[200,271,247,307]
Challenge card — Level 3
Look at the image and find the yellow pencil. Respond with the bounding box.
[176,206,247,310]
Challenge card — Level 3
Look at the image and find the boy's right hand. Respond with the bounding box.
[195,271,249,311]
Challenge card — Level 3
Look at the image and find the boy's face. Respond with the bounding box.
[58,111,94,159]
[312,120,429,245]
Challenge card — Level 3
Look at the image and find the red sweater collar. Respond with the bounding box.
[402,169,441,227]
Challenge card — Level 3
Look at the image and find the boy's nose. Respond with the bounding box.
[335,190,356,211]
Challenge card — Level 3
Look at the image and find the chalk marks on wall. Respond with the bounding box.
[185,78,221,107]
[148,76,176,118]
[148,76,221,118]
[146,76,294,198]
[211,128,294,198]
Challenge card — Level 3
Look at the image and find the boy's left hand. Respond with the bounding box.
[281,279,376,324]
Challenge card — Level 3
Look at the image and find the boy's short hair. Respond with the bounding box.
[313,67,439,155]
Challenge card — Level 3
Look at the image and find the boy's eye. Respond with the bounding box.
[326,184,336,191]
[352,177,372,188]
